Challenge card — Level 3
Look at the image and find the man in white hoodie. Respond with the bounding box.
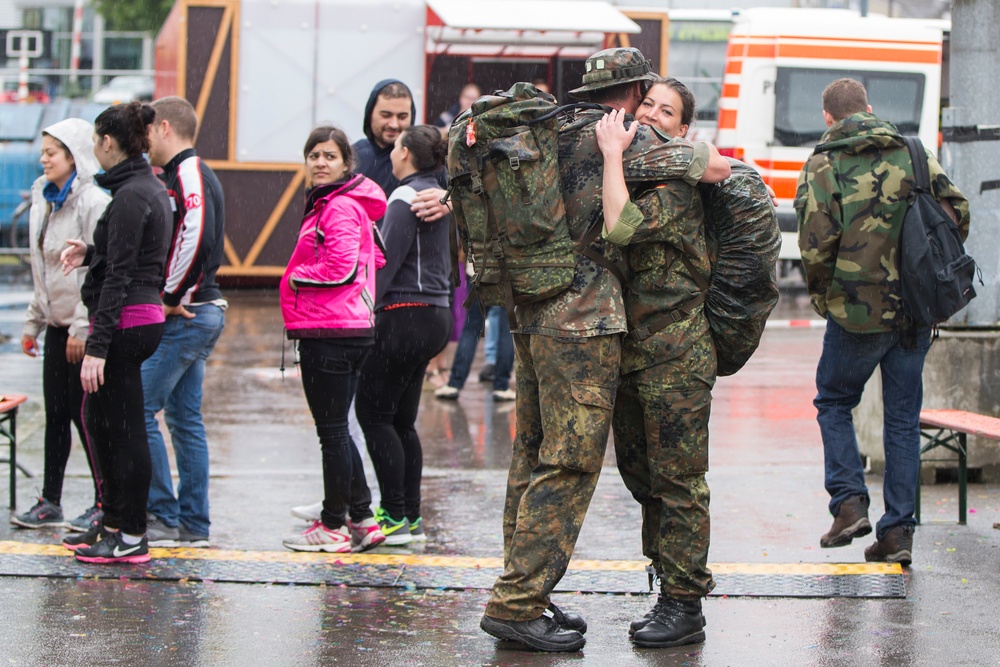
[13,118,110,534]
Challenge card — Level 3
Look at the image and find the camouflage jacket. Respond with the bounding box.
[604,182,712,374]
[795,113,970,333]
[515,108,710,337]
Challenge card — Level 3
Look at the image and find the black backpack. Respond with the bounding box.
[898,137,978,327]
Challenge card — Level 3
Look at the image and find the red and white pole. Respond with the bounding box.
[70,0,85,84]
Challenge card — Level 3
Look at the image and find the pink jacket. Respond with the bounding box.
[280,175,387,337]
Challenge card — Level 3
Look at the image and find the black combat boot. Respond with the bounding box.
[631,596,706,648]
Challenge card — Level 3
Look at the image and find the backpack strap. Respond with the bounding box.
[626,241,710,342]
[529,102,606,125]
[903,136,932,192]
[576,216,628,288]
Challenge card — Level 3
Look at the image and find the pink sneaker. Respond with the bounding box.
[347,517,387,552]
[282,520,352,553]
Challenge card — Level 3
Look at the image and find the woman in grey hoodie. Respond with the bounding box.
[12,118,110,533]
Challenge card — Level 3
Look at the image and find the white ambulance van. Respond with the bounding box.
[714,8,946,261]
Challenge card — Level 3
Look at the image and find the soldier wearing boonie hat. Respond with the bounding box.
[568,47,656,99]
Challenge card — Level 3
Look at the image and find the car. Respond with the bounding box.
[92,75,154,104]
[0,77,51,104]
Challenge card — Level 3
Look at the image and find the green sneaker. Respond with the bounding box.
[374,507,412,546]
[408,517,427,542]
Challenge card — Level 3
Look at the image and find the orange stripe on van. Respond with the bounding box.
[753,160,805,172]
[724,60,743,75]
[764,177,799,201]
[718,108,737,130]
[776,34,940,47]
[746,43,777,58]
[775,44,940,64]
[721,83,740,98]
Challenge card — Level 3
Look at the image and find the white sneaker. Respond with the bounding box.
[493,388,516,401]
[282,520,352,553]
[434,385,459,399]
[347,517,387,552]
[290,500,323,522]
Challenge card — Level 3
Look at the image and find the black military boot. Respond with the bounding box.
[548,602,587,634]
[631,596,706,648]
[481,613,585,652]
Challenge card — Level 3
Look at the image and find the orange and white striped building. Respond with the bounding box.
[714,8,946,260]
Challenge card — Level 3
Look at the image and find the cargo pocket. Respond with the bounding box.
[651,389,712,474]
[549,382,615,473]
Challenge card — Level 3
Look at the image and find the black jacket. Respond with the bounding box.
[82,155,172,358]
[159,148,225,306]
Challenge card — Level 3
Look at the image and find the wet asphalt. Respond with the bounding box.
[0,264,998,666]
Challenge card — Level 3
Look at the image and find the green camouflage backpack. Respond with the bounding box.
[446,82,602,317]
[700,158,781,375]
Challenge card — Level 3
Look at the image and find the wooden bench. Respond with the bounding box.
[0,394,29,511]
[917,408,1000,525]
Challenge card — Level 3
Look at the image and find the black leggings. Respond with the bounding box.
[41,326,102,506]
[356,306,452,521]
[298,337,374,530]
[83,323,163,535]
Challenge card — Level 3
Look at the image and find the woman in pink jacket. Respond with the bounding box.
[280,126,388,553]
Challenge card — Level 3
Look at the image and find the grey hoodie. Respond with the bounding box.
[23,118,111,341]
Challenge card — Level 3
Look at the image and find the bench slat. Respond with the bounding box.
[919,409,1000,441]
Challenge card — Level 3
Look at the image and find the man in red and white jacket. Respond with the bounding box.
[141,96,226,548]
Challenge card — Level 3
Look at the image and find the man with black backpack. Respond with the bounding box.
[476,48,731,652]
[795,78,970,567]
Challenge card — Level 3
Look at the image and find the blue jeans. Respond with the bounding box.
[814,317,930,539]
[484,307,501,365]
[448,299,514,391]
[143,304,226,535]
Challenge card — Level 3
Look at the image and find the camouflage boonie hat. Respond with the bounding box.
[568,47,655,99]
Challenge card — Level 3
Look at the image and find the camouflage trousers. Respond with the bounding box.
[613,333,717,600]
[485,333,621,621]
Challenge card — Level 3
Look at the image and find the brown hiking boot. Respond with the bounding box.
[864,525,913,566]
[820,495,872,548]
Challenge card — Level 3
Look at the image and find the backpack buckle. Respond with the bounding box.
[509,156,520,171]
[471,173,483,195]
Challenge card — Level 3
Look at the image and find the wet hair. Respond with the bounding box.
[399,125,447,172]
[589,80,644,105]
[302,125,355,172]
[40,133,73,162]
[151,96,198,140]
[822,78,868,121]
[649,76,696,128]
[379,81,413,101]
[93,101,156,157]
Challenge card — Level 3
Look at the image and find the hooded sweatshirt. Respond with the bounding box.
[280,174,387,337]
[82,156,173,359]
[795,112,970,333]
[24,118,111,342]
[352,79,417,197]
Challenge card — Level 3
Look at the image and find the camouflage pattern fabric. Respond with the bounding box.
[604,182,712,375]
[700,158,781,376]
[447,83,578,307]
[486,332,620,621]
[613,333,717,600]
[514,109,708,337]
[795,112,970,333]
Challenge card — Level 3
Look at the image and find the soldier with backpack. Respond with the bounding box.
[468,48,732,652]
[596,76,780,649]
[795,78,970,567]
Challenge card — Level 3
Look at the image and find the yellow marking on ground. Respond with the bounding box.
[0,541,902,574]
